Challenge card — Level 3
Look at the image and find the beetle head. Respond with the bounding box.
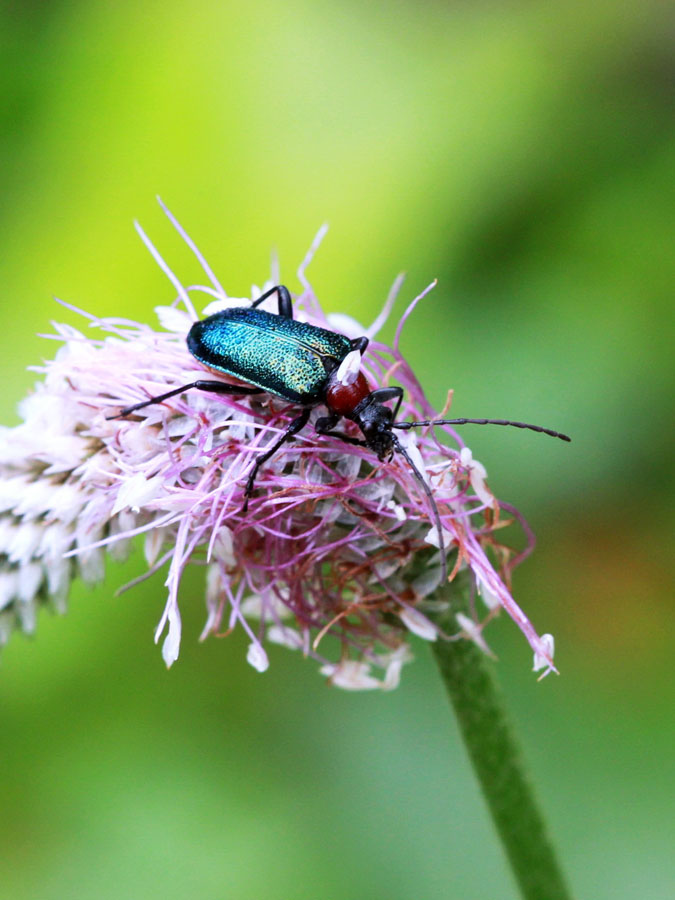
[353,397,395,460]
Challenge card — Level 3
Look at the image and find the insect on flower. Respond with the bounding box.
[107,285,570,585]
[0,200,571,687]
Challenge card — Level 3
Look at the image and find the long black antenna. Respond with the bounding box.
[391,434,447,585]
[392,418,571,442]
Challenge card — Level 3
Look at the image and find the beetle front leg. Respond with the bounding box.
[366,386,404,419]
[315,415,367,448]
[242,407,311,512]
[249,284,293,318]
[314,414,339,433]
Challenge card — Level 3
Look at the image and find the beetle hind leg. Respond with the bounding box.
[106,380,263,419]
[349,336,369,354]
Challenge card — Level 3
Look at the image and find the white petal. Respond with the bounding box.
[155,305,193,333]
[118,424,164,459]
[326,312,366,338]
[0,610,13,645]
[107,510,136,562]
[476,573,501,610]
[382,647,410,690]
[46,557,70,611]
[112,473,163,515]
[386,499,407,522]
[17,596,38,633]
[320,660,382,691]
[0,518,13,548]
[159,601,182,667]
[166,416,200,437]
[77,547,105,584]
[459,446,473,467]
[48,483,86,524]
[456,612,492,655]
[15,479,58,519]
[424,524,453,549]
[144,526,167,566]
[201,565,222,634]
[266,625,304,650]
[399,606,438,641]
[0,571,19,611]
[211,527,235,566]
[0,476,30,513]
[17,562,43,603]
[460,446,493,507]
[533,633,555,673]
[335,453,363,482]
[240,591,292,620]
[40,522,71,562]
[411,565,443,598]
[397,429,427,479]
[205,563,223,604]
[8,522,43,564]
[246,642,269,672]
[202,298,251,316]
[374,558,402,580]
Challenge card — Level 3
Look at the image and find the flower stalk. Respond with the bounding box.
[430,575,572,900]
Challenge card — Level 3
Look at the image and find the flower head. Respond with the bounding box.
[0,202,557,686]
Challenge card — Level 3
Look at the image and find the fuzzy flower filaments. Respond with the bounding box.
[0,206,556,687]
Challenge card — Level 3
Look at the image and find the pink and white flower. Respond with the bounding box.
[0,202,557,686]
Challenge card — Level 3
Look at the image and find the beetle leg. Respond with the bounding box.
[315,415,367,448]
[107,380,263,419]
[242,407,311,512]
[249,284,293,319]
[349,336,369,354]
[318,430,367,448]
[314,414,339,433]
[366,386,404,419]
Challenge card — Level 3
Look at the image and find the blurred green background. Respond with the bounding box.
[1,1,673,898]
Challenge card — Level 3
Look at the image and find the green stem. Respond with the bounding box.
[429,580,573,900]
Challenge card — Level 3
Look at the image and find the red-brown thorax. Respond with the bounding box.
[324,371,371,419]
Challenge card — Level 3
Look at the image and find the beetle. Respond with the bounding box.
[108,285,570,581]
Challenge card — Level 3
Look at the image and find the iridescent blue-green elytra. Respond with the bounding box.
[187,307,353,404]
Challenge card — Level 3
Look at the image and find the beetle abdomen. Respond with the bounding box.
[187,307,352,404]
